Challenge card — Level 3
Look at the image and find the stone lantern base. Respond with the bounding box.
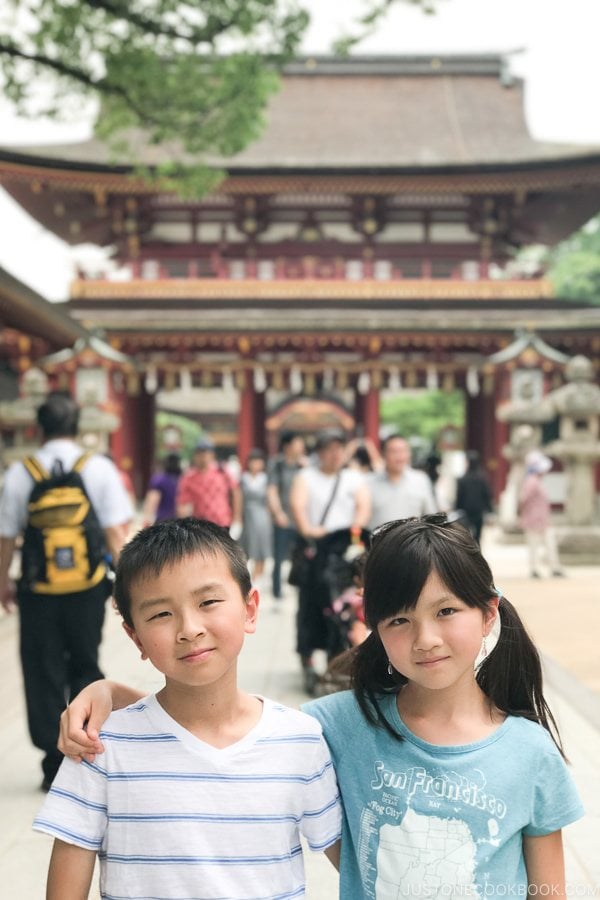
[557,526,600,565]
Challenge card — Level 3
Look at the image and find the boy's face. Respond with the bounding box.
[123,551,258,692]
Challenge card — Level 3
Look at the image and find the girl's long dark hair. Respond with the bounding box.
[352,517,565,757]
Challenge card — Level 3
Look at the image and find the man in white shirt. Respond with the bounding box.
[368,434,437,530]
[290,429,370,692]
[0,392,133,789]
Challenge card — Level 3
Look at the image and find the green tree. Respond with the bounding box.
[380,389,464,446]
[547,214,600,304]
[0,1,437,194]
[155,411,202,462]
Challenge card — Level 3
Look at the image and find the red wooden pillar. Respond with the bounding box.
[111,386,155,499]
[465,378,507,503]
[353,388,380,445]
[363,389,380,447]
[252,390,266,450]
[238,373,256,467]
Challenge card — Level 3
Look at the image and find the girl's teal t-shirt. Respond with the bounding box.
[304,691,583,900]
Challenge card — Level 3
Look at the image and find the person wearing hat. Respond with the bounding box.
[289,429,371,693]
[176,436,242,536]
[519,450,565,578]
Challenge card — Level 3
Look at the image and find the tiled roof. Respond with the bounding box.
[0,266,88,347]
[1,56,597,171]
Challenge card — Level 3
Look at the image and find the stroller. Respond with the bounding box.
[316,527,370,661]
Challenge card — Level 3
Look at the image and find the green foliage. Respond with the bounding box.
[380,389,464,445]
[0,0,437,196]
[0,0,307,195]
[547,215,600,304]
[155,411,202,462]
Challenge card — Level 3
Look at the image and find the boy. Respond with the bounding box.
[35,518,341,900]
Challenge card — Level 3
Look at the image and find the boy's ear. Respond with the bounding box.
[122,621,148,660]
[244,587,260,635]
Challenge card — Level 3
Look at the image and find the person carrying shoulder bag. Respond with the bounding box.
[289,429,370,694]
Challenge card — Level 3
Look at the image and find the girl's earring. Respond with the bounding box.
[481,636,488,660]
[387,660,394,676]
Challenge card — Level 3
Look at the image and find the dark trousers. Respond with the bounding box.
[272,525,297,598]
[465,515,484,546]
[296,568,330,659]
[18,584,107,782]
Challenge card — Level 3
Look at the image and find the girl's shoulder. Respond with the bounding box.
[302,690,362,737]
[503,715,563,758]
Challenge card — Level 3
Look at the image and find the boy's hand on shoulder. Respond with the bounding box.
[58,680,112,762]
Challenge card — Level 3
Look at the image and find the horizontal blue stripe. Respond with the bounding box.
[303,795,340,819]
[307,831,342,852]
[87,759,333,784]
[105,845,303,866]
[99,731,178,743]
[256,734,321,745]
[48,785,107,813]
[123,701,149,712]
[108,812,300,824]
[103,886,305,900]
[33,818,103,850]
[107,799,338,824]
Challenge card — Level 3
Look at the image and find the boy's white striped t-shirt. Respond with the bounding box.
[34,695,341,900]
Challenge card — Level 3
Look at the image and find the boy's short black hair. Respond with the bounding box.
[36,392,80,439]
[114,518,252,627]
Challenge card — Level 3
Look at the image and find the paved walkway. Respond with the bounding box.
[1,527,599,897]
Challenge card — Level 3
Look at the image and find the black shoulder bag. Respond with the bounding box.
[288,472,342,587]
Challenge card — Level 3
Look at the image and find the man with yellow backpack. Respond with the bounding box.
[0,392,133,790]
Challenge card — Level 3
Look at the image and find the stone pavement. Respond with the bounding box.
[1,527,599,898]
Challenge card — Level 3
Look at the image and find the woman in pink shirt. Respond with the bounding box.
[519,450,565,579]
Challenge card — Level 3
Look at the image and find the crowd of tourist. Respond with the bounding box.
[143,427,490,576]
[139,428,495,694]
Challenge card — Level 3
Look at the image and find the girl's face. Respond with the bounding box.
[248,457,264,474]
[377,570,498,693]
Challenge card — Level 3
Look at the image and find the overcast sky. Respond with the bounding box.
[0,0,599,300]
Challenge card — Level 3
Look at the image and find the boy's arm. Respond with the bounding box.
[58,680,144,761]
[46,839,96,900]
[324,839,341,871]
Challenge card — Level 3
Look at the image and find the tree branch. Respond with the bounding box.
[0,39,163,127]
[82,0,249,47]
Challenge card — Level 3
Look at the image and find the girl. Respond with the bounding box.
[58,516,582,899]
[305,514,583,898]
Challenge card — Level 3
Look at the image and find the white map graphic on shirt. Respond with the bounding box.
[375,808,479,900]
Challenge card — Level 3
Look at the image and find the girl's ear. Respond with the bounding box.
[483,596,500,636]
[122,621,148,660]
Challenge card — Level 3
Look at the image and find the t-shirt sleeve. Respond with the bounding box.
[302,693,349,763]
[33,756,108,851]
[523,739,584,836]
[176,471,194,506]
[84,456,134,528]
[147,473,163,491]
[298,730,342,851]
[266,458,281,488]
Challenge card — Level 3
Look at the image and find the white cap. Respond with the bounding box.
[525,450,552,474]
